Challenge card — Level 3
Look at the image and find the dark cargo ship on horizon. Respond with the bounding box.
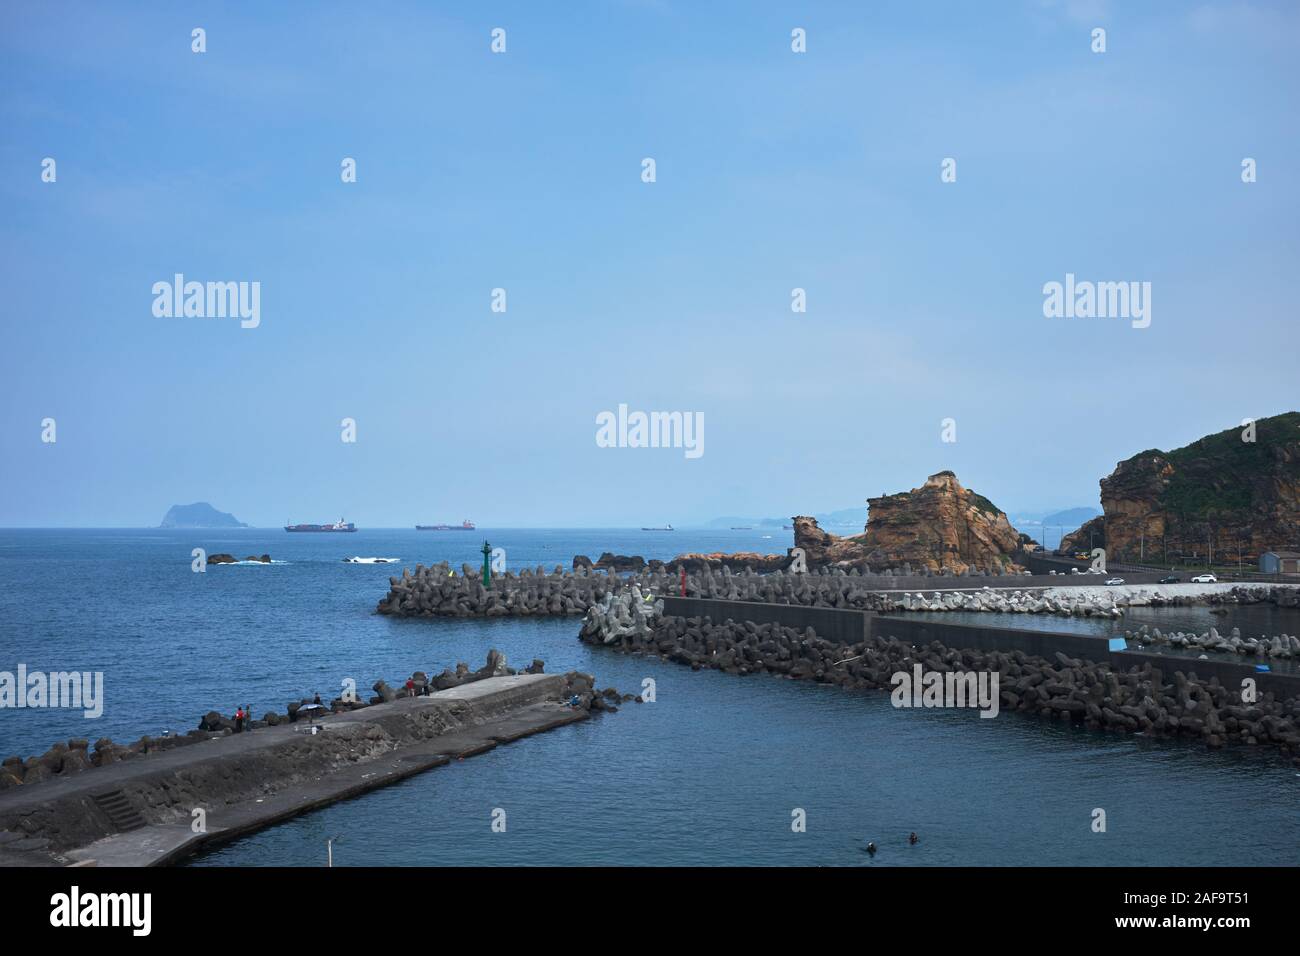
[416,519,475,530]
[285,518,357,532]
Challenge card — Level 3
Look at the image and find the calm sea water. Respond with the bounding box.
[1,529,1297,866]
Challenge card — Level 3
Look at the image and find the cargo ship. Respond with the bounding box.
[641,524,673,531]
[416,519,475,531]
[285,518,356,532]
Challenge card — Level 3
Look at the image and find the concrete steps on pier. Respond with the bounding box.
[63,700,588,867]
[89,789,147,833]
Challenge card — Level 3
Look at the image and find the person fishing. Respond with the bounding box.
[234,706,244,733]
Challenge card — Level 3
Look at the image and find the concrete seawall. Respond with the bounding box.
[380,562,1298,621]
[662,596,1300,697]
[663,597,869,644]
[589,602,1300,762]
[0,674,589,867]
[873,615,1300,697]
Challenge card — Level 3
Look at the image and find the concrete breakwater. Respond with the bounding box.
[896,587,1123,617]
[377,562,625,617]
[579,588,665,643]
[0,654,631,866]
[1125,625,1299,660]
[373,562,1038,620]
[579,608,1300,764]
[374,562,1064,621]
[0,650,534,790]
[890,582,1299,618]
[375,561,1300,620]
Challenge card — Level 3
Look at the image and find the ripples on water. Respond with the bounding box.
[2,530,1296,866]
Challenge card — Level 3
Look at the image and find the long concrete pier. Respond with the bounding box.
[376,561,1299,620]
[0,673,589,867]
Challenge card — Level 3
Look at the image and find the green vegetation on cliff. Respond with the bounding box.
[1099,411,1300,561]
[1153,413,1297,521]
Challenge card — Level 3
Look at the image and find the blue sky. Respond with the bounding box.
[1,1,1297,527]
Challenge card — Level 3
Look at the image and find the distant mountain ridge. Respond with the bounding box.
[703,507,867,529]
[709,504,1089,532]
[1040,507,1101,528]
[159,502,248,529]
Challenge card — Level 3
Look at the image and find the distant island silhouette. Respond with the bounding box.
[158,502,248,529]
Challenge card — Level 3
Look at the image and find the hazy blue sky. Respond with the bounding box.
[2,1,1296,528]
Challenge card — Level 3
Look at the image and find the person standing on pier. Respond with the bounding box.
[234,706,244,733]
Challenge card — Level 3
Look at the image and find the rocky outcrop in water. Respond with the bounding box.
[206,553,271,565]
[790,514,868,566]
[664,551,789,572]
[573,553,654,572]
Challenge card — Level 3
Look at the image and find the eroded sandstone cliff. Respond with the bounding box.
[862,471,1023,572]
[1085,412,1300,564]
[789,471,1024,573]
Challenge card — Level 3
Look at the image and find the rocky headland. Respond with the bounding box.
[1060,515,1105,555]
[670,471,1025,574]
[1060,411,1300,564]
[859,471,1023,573]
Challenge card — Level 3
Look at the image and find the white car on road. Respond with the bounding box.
[1191,573,1218,584]
[1104,577,1125,586]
